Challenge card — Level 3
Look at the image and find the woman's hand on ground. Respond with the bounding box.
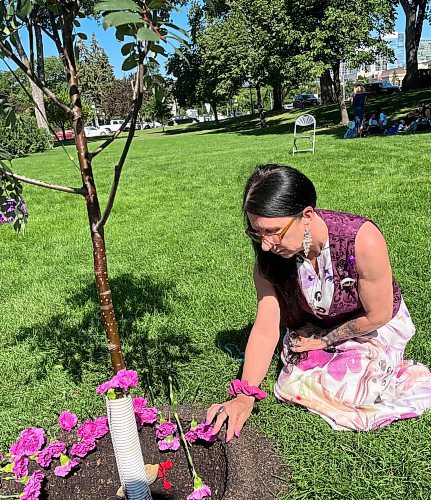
[289,335,327,352]
[206,394,254,442]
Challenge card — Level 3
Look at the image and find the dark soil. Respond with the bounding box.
[0,406,289,499]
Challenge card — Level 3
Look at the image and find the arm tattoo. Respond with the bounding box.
[323,320,362,346]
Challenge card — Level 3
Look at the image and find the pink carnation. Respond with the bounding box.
[22,470,45,500]
[36,441,66,468]
[54,458,80,478]
[185,428,198,443]
[77,420,97,441]
[96,369,138,395]
[114,369,138,391]
[12,455,29,479]
[187,484,212,499]
[70,440,96,458]
[132,397,148,412]
[135,407,158,427]
[58,411,78,431]
[196,423,217,443]
[157,436,180,451]
[96,380,115,395]
[93,416,109,438]
[156,421,177,440]
[10,427,45,458]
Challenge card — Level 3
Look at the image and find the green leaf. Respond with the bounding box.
[167,33,189,45]
[136,27,160,42]
[121,42,135,55]
[20,475,30,484]
[107,388,117,400]
[148,0,164,8]
[102,11,144,29]
[59,454,70,466]
[16,0,33,19]
[1,462,13,473]
[95,0,141,12]
[149,43,167,56]
[76,32,88,40]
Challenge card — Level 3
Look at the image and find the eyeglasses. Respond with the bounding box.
[245,216,297,244]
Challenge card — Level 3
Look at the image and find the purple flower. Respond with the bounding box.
[54,457,80,477]
[77,420,96,441]
[36,441,66,468]
[185,428,198,443]
[0,198,27,225]
[58,411,78,431]
[195,423,217,443]
[96,380,115,395]
[187,484,212,499]
[96,369,139,395]
[157,436,180,451]
[156,421,177,440]
[132,397,148,412]
[114,369,138,391]
[22,470,44,500]
[12,455,29,479]
[93,416,109,438]
[10,427,45,458]
[0,452,3,461]
[135,407,158,427]
[70,439,96,458]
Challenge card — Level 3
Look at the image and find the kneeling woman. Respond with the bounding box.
[208,164,431,435]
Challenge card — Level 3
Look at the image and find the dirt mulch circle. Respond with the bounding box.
[0,406,289,499]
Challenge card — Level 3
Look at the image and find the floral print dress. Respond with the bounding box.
[274,241,431,431]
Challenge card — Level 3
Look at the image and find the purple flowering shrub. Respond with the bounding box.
[0,160,28,233]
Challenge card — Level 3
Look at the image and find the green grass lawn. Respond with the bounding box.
[1,89,431,499]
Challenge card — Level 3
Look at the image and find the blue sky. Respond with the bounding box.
[1,6,430,78]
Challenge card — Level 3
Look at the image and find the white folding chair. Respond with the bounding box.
[292,114,316,155]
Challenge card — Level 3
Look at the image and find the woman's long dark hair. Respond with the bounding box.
[243,164,317,328]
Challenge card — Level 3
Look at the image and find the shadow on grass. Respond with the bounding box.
[11,273,200,388]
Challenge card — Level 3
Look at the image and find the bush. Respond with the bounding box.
[0,114,52,157]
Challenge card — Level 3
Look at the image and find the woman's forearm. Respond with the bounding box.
[323,313,390,346]
[241,329,279,387]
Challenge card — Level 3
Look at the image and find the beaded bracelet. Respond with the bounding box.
[228,379,267,401]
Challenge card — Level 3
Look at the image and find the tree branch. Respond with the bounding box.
[88,110,134,160]
[9,172,86,195]
[95,45,147,231]
[0,40,73,117]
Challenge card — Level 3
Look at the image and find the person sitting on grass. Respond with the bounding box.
[207,164,431,436]
[367,112,381,135]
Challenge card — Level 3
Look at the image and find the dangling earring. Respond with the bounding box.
[303,228,312,257]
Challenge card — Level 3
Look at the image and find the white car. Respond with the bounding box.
[84,126,109,137]
[282,103,293,110]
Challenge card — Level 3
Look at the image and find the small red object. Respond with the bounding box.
[158,460,173,490]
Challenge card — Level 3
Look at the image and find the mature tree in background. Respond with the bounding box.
[101,76,135,120]
[167,2,248,124]
[320,69,335,104]
[77,33,116,109]
[300,0,395,124]
[400,0,429,90]
[143,95,172,130]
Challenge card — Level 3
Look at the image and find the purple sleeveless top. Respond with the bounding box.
[278,209,401,329]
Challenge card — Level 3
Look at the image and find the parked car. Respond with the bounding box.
[364,81,401,95]
[103,119,125,133]
[166,115,198,126]
[52,129,74,141]
[293,94,320,108]
[282,103,294,110]
[84,126,108,137]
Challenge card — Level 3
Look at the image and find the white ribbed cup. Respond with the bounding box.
[107,396,152,500]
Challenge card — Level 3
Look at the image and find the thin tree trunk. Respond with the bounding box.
[332,61,349,125]
[272,84,283,111]
[211,101,219,125]
[401,0,427,91]
[61,6,125,374]
[320,69,334,104]
[12,31,48,131]
[256,83,266,127]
